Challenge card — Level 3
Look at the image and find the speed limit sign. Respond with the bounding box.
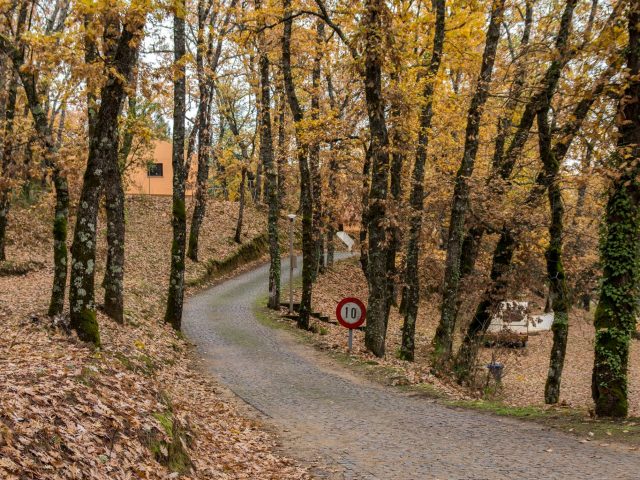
[336,297,366,352]
[336,297,366,329]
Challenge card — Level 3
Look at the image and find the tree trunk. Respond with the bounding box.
[433,0,505,364]
[325,67,340,268]
[359,145,371,278]
[384,69,406,321]
[102,151,126,323]
[234,167,246,244]
[187,0,214,262]
[399,0,445,361]
[48,107,69,317]
[592,3,640,418]
[310,21,324,278]
[0,3,72,322]
[282,0,314,329]
[454,227,517,379]
[457,0,533,277]
[256,0,280,309]
[93,12,128,324]
[165,0,188,330]
[276,79,287,208]
[537,108,570,405]
[360,0,394,357]
[0,69,18,262]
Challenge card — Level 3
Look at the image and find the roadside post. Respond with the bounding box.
[288,214,296,314]
[336,297,366,353]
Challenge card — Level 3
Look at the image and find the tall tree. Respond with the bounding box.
[432,0,506,364]
[0,1,28,262]
[310,20,324,277]
[256,0,280,309]
[165,0,189,330]
[592,0,640,418]
[537,107,570,405]
[282,0,314,329]
[188,0,237,260]
[399,0,446,361]
[187,0,214,262]
[69,5,146,344]
[102,36,137,323]
[361,0,392,357]
[457,0,533,278]
[0,69,18,263]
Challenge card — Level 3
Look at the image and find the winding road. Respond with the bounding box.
[183,258,640,479]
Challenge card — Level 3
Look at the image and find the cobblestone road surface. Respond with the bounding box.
[183,258,640,479]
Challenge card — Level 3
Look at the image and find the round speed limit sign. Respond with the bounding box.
[336,297,366,329]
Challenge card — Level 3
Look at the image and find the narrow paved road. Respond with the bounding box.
[183,258,639,479]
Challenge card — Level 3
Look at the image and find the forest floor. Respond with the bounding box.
[303,257,640,442]
[0,194,308,479]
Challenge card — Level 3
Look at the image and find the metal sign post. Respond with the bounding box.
[336,297,366,353]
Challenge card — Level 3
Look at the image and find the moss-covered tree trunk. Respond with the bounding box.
[165,0,188,331]
[433,0,505,364]
[282,0,314,329]
[399,0,445,361]
[592,3,640,418]
[360,0,393,357]
[0,5,72,320]
[69,15,143,344]
[48,107,70,317]
[256,0,280,309]
[102,154,126,323]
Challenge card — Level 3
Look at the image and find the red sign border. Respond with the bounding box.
[336,297,366,329]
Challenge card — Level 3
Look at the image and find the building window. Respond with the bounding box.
[147,163,163,177]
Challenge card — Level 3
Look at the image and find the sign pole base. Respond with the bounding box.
[348,329,353,353]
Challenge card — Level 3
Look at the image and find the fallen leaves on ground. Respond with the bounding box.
[306,259,640,416]
[0,194,308,479]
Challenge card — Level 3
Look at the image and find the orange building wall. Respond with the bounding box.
[125,141,195,196]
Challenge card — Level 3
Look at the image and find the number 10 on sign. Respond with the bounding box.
[336,297,366,352]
